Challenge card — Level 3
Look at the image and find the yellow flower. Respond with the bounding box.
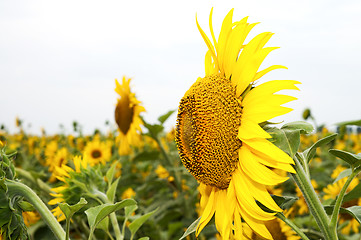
[323,166,359,201]
[83,139,111,166]
[48,147,70,182]
[114,76,145,155]
[121,187,136,199]
[175,9,299,239]
[155,165,170,179]
[22,211,40,226]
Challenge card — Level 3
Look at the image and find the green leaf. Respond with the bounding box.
[281,121,314,134]
[158,110,176,124]
[342,182,361,203]
[138,237,150,240]
[58,197,87,220]
[106,178,120,203]
[128,208,157,237]
[324,205,361,224]
[333,169,352,183]
[329,149,361,168]
[267,121,313,158]
[125,205,138,218]
[336,119,361,127]
[303,133,337,162]
[341,206,361,224]
[85,199,136,229]
[179,217,201,240]
[271,195,298,210]
[106,161,118,185]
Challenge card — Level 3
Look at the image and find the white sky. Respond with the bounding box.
[1,0,361,134]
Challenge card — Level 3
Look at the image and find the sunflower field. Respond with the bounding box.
[2,9,361,240]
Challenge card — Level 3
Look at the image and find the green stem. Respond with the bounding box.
[291,153,336,240]
[329,168,359,235]
[110,212,122,240]
[65,218,71,240]
[5,179,66,240]
[15,167,52,194]
[276,212,310,240]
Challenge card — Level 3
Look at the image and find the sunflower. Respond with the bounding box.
[83,139,111,166]
[175,9,299,239]
[114,76,145,155]
[48,156,88,222]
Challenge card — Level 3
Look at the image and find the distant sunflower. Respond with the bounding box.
[175,9,299,239]
[48,156,88,222]
[115,76,145,155]
[83,139,111,166]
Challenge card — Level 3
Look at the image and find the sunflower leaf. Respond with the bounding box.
[85,199,136,230]
[333,169,352,184]
[179,217,201,240]
[128,208,157,237]
[58,197,87,220]
[324,205,361,224]
[158,110,176,124]
[342,182,361,203]
[281,121,314,134]
[329,149,361,168]
[335,119,361,127]
[303,133,337,163]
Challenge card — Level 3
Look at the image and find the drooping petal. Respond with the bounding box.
[196,188,217,236]
[238,146,289,185]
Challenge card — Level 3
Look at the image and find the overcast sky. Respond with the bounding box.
[1,0,361,134]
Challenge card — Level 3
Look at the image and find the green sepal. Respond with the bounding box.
[267,121,313,158]
[179,217,201,240]
[17,200,35,212]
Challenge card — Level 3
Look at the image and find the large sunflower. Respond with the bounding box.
[115,76,145,155]
[175,9,299,239]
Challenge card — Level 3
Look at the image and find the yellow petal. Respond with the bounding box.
[242,138,294,164]
[243,173,283,212]
[214,190,231,239]
[254,65,288,81]
[196,188,216,236]
[238,146,289,185]
[238,118,271,139]
[233,170,275,220]
[239,206,273,240]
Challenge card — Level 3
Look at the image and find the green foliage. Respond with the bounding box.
[267,121,314,157]
[85,199,136,233]
[179,217,200,240]
[329,149,361,168]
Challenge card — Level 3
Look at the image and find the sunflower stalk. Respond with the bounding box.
[5,179,66,240]
[291,153,337,240]
[276,212,310,240]
[329,167,361,236]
